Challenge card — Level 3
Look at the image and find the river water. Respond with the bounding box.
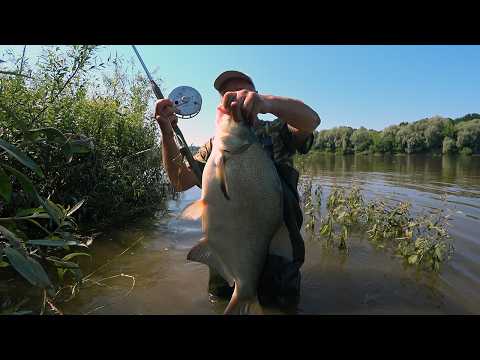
[61,154,480,315]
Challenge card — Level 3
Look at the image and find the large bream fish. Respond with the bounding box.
[180,103,285,315]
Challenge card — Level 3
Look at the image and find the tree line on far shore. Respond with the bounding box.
[312,113,480,155]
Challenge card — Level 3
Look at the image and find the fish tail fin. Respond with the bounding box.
[224,285,263,315]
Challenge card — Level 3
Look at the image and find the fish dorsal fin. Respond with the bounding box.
[187,238,234,287]
[215,152,230,200]
[179,200,205,220]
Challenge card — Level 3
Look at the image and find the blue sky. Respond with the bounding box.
[1,45,479,146]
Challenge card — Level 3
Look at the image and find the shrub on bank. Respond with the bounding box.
[0,45,170,313]
[1,45,169,227]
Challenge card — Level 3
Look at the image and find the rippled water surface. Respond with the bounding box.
[61,154,480,315]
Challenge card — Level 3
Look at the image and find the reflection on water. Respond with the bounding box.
[60,154,480,315]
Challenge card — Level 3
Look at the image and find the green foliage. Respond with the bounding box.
[460,147,473,156]
[442,137,456,154]
[0,45,171,314]
[442,119,456,139]
[0,136,91,310]
[350,127,373,153]
[454,113,480,124]
[375,126,396,153]
[313,126,354,154]
[299,178,321,236]
[455,119,480,154]
[0,45,170,227]
[319,185,364,250]
[300,181,454,272]
[311,114,480,155]
[0,139,44,178]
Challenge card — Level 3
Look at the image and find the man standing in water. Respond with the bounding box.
[154,71,320,309]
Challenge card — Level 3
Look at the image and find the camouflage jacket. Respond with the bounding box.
[192,118,314,177]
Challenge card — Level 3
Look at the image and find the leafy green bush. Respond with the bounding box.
[0,135,91,314]
[0,45,170,227]
[0,45,171,313]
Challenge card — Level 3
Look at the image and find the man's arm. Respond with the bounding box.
[226,90,320,149]
[160,127,198,192]
[262,95,320,148]
[155,99,198,192]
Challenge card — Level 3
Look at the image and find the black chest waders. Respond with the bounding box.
[260,132,306,267]
[255,135,305,308]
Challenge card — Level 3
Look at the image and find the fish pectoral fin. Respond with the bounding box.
[187,238,234,287]
[215,152,230,200]
[179,200,205,221]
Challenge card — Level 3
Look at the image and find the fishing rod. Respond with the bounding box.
[131,45,203,187]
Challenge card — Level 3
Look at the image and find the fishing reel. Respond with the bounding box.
[168,86,202,119]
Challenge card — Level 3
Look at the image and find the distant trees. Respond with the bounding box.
[374,125,397,153]
[424,119,444,149]
[442,137,456,154]
[455,119,480,154]
[350,127,373,153]
[314,126,354,154]
[454,113,480,125]
[312,114,480,155]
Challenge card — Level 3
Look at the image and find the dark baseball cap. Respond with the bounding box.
[214,70,255,93]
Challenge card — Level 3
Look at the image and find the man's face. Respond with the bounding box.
[219,78,256,97]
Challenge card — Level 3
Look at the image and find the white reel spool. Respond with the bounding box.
[168,86,202,119]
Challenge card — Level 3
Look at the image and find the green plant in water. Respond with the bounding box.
[299,179,455,272]
[300,177,322,239]
[301,177,314,236]
[363,197,454,271]
[365,200,410,246]
[394,199,454,271]
[318,184,364,251]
